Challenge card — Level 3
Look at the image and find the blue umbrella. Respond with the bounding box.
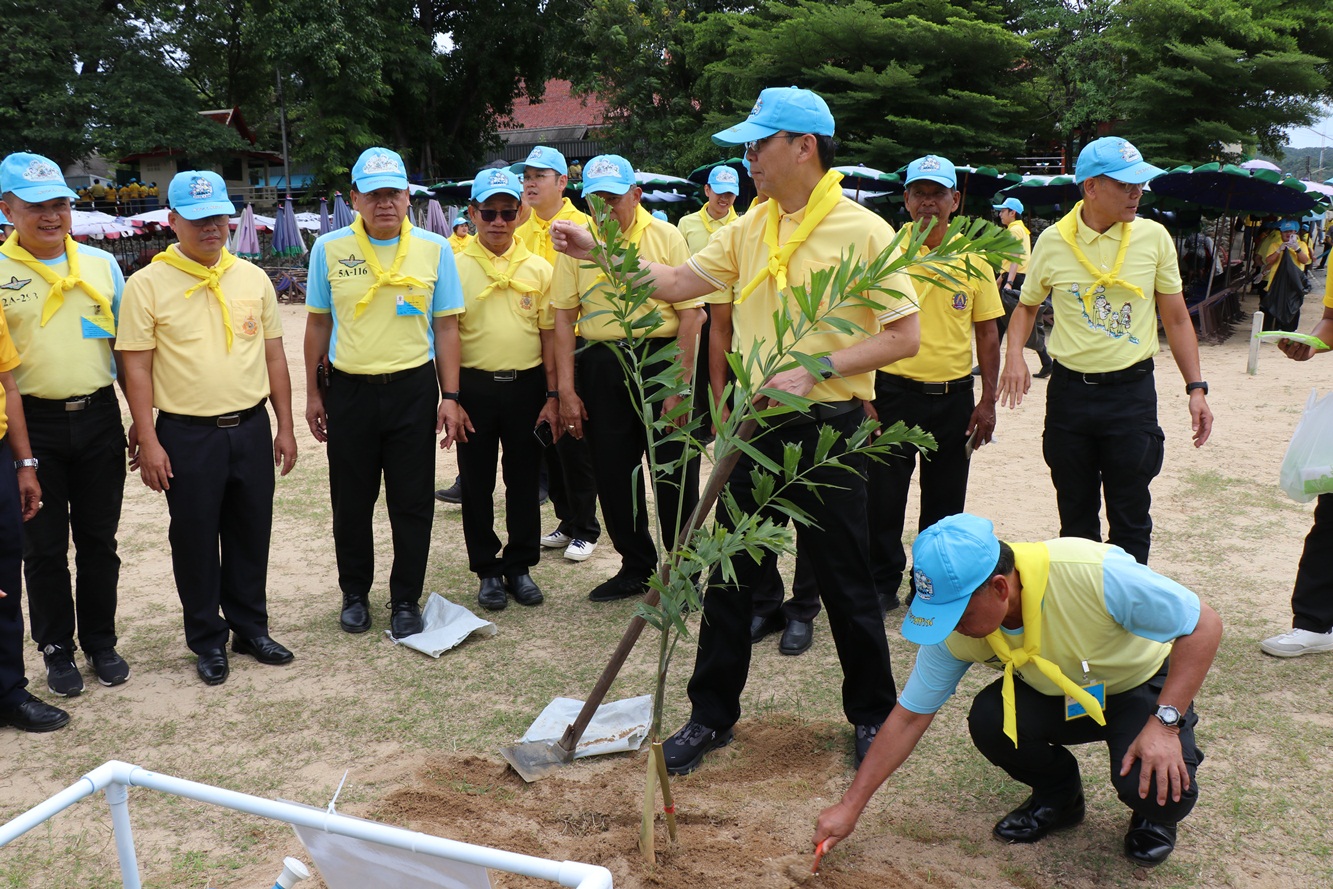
[1148,163,1319,216]
[331,193,355,229]
[271,196,306,258]
[318,198,331,235]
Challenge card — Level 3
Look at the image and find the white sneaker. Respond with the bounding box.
[564,539,597,562]
[1260,628,1333,657]
[541,528,572,549]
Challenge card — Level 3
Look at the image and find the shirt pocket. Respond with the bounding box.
[232,299,263,339]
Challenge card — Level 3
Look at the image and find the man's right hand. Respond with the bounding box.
[306,391,328,443]
[138,440,173,492]
[1279,338,1319,361]
[551,220,595,260]
[559,391,588,439]
[998,357,1031,409]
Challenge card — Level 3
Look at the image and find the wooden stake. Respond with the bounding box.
[652,741,678,842]
[639,749,657,863]
[1248,311,1264,375]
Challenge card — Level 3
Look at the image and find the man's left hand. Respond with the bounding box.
[17,470,40,521]
[126,421,140,472]
[1120,719,1189,806]
[661,393,690,428]
[273,428,298,477]
[1189,391,1213,447]
[438,400,472,449]
[760,367,816,407]
[966,400,997,447]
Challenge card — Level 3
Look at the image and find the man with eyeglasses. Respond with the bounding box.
[304,147,466,639]
[118,170,298,686]
[511,146,601,565]
[998,137,1213,565]
[552,87,921,773]
[453,168,558,611]
[0,152,130,701]
[550,154,703,604]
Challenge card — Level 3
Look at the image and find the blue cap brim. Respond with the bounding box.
[712,120,780,147]
[354,174,409,193]
[510,160,566,175]
[709,182,740,196]
[901,591,972,646]
[10,184,78,203]
[472,186,521,203]
[173,199,237,220]
[581,179,632,196]
[1104,161,1165,185]
[905,174,956,189]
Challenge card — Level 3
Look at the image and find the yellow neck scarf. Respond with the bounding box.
[1010,219,1031,240]
[1055,202,1145,317]
[984,542,1107,747]
[152,244,239,351]
[592,207,655,289]
[350,216,427,317]
[464,238,540,300]
[737,169,844,304]
[697,204,737,235]
[0,234,114,330]
[526,198,573,260]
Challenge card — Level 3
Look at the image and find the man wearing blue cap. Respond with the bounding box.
[453,168,557,610]
[998,137,1213,565]
[0,152,130,698]
[119,170,298,685]
[1258,219,1312,333]
[814,513,1221,867]
[991,196,1051,378]
[552,87,921,771]
[304,147,466,639]
[448,217,471,255]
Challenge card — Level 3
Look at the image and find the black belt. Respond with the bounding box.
[772,399,860,428]
[461,365,543,383]
[22,386,114,413]
[1053,358,1154,385]
[330,362,432,385]
[158,399,266,428]
[879,373,974,396]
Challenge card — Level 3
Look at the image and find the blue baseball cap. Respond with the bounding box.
[994,197,1024,215]
[352,147,409,192]
[712,86,835,146]
[471,167,522,203]
[0,152,77,203]
[1074,137,1163,185]
[651,210,668,221]
[903,514,1001,646]
[581,155,636,196]
[1279,219,1300,232]
[167,170,236,220]
[904,155,957,189]
[509,146,568,176]
[452,216,468,230]
[707,165,741,196]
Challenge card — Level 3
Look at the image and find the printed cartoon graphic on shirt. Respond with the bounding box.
[1073,283,1139,344]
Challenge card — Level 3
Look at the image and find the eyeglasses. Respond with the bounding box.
[181,214,230,230]
[744,132,804,155]
[477,208,519,222]
[522,170,557,182]
[1099,177,1146,196]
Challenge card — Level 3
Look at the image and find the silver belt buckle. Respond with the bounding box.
[64,397,90,412]
[217,414,241,428]
[1081,373,1100,385]
[493,370,517,382]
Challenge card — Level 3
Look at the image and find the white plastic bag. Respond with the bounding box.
[1279,389,1333,502]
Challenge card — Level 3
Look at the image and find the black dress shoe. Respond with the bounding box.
[588,573,647,602]
[435,477,463,504]
[662,720,734,775]
[339,593,371,634]
[478,576,508,611]
[750,613,783,644]
[0,693,70,732]
[506,573,544,606]
[232,634,294,665]
[196,649,229,686]
[779,618,813,655]
[1124,815,1177,866]
[1034,364,1053,379]
[993,791,1085,843]
[390,600,424,638]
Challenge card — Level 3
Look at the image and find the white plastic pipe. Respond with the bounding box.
[273,856,310,888]
[0,761,613,889]
[104,781,141,889]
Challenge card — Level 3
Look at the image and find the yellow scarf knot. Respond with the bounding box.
[737,168,844,304]
[697,204,737,235]
[351,217,428,317]
[464,239,539,300]
[151,245,238,350]
[0,234,115,330]
[1055,202,1146,317]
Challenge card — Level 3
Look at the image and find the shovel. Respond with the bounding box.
[501,417,759,781]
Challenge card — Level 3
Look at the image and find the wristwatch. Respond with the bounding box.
[13,458,38,471]
[815,356,837,380]
[1185,381,1208,395]
[1154,704,1182,729]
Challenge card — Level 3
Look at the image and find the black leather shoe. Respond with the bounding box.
[0,693,70,732]
[232,635,294,665]
[993,791,1085,843]
[435,478,463,504]
[507,573,544,607]
[879,592,901,614]
[390,600,424,638]
[588,573,647,602]
[1124,815,1177,867]
[662,720,734,776]
[196,649,229,686]
[1034,365,1053,380]
[750,613,783,644]
[779,619,813,655]
[339,593,371,633]
[479,576,508,611]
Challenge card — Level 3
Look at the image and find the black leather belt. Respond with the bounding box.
[879,373,974,396]
[461,366,542,383]
[773,399,860,428]
[330,362,431,385]
[158,399,266,428]
[1053,358,1154,385]
[22,386,114,413]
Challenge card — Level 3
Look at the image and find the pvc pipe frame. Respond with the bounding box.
[0,760,614,889]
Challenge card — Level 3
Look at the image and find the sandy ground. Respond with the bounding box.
[2,270,1333,888]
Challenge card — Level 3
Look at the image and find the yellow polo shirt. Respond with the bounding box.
[117,247,282,415]
[1021,207,1181,374]
[1325,273,1332,309]
[1006,220,1031,275]
[883,226,1003,382]
[0,241,123,399]
[1263,236,1308,287]
[449,232,472,255]
[306,224,465,375]
[677,205,738,254]
[688,195,918,403]
[455,238,553,372]
[0,305,18,439]
[550,206,699,341]
[516,198,590,265]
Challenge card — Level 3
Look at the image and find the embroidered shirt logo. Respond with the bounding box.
[339,257,365,268]
[0,276,31,291]
[951,291,968,310]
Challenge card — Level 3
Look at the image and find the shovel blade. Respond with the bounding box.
[499,739,574,782]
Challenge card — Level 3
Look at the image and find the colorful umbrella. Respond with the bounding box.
[318,198,331,235]
[1148,163,1318,216]
[331,193,355,229]
[70,210,135,240]
[271,196,307,257]
[424,200,451,236]
[1240,159,1282,173]
[231,205,261,260]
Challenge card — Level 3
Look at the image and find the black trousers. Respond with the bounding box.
[326,362,438,604]
[751,535,822,623]
[1292,494,1333,633]
[578,340,700,579]
[687,409,897,729]
[1043,362,1163,565]
[968,668,1203,824]
[0,438,31,706]
[546,341,600,543]
[457,366,545,577]
[157,408,274,654]
[21,388,126,653]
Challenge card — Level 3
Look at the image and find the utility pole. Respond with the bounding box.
[276,66,291,192]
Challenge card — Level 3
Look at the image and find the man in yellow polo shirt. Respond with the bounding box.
[0,298,71,731]
[119,170,298,686]
[448,217,471,255]
[815,514,1222,868]
[1258,219,1312,333]
[992,196,1051,378]
[453,168,557,611]
[553,87,921,772]
[304,147,466,639]
[551,154,703,603]
[0,152,130,698]
[998,137,1213,565]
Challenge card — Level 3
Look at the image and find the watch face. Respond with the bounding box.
[1157,705,1181,726]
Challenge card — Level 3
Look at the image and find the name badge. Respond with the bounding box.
[1065,658,1105,721]
[81,310,116,339]
[396,293,427,316]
